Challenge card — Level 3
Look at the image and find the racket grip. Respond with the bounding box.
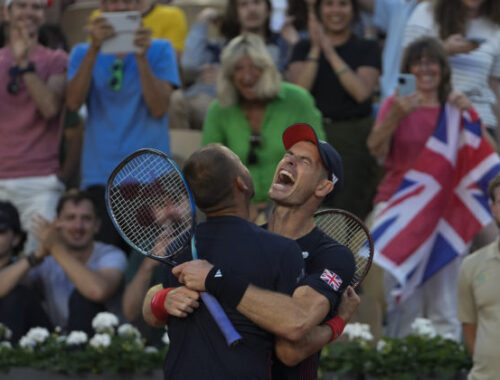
[200,292,242,346]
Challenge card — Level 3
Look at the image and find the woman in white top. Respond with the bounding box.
[404,0,500,133]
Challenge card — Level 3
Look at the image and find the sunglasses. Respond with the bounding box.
[7,66,20,95]
[248,132,262,165]
[109,59,124,91]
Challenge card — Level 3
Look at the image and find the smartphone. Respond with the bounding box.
[100,11,141,55]
[467,37,487,45]
[397,74,417,97]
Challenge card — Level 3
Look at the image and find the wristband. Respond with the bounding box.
[335,65,349,76]
[325,315,346,343]
[150,287,175,322]
[205,266,249,308]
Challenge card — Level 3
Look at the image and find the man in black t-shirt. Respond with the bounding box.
[175,123,360,379]
[143,144,304,379]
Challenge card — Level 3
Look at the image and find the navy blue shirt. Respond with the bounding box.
[273,227,355,380]
[162,216,304,380]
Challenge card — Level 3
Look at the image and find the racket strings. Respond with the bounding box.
[108,153,194,258]
[315,213,371,286]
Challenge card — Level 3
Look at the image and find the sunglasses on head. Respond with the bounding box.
[109,59,124,91]
[248,132,262,165]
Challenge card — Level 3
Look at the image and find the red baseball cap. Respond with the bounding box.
[282,123,343,198]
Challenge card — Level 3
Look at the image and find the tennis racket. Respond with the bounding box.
[106,148,242,346]
[314,209,374,288]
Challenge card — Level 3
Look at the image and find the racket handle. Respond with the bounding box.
[200,292,242,346]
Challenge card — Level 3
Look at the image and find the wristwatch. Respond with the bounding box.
[26,254,44,267]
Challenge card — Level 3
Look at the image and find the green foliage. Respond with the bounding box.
[0,324,167,376]
[320,334,472,379]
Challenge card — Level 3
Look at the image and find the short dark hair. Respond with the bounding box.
[400,37,452,104]
[220,0,273,41]
[488,174,500,202]
[56,189,99,217]
[183,144,239,211]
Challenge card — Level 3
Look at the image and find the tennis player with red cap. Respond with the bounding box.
[174,123,359,379]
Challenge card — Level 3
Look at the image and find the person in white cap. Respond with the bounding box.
[0,0,67,254]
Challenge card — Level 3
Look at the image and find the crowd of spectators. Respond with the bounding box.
[1,0,500,376]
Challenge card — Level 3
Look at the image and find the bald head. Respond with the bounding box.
[183,144,253,212]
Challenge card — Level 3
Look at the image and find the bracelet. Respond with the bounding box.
[325,315,346,343]
[26,254,43,268]
[150,287,175,322]
[306,56,319,62]
[335,65,349,76]
[205,266,249,308]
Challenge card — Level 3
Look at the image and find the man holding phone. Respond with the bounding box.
[66,0,180,251]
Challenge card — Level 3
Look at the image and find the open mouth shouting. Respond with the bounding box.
[272,168,296,192]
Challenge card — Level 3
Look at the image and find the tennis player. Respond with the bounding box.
[143,144,305,379]
[174,123,358,379]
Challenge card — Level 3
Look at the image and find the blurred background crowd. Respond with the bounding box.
[0,0,500,376]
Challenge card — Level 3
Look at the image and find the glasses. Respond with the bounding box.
[7,66,20,95]
[248,132,261,165]
[109,59,124,91]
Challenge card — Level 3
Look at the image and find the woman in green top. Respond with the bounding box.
[202,34,324,222]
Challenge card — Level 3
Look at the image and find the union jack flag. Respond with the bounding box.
[320,269,343,291]
[372,104,500,305]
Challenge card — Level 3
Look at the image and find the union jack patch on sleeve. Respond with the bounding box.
[320,269,342,291]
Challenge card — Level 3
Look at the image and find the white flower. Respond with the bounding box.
[91,312,119,333]
[162,331,170,345]
[377,339,387,352]
[411,318,437,339]
[0,324,12,341]
[442,332,456,341]
[117,323,141,339]
[144,346,159,354]
[55,326,62,334]
[0,341,12,349]
[66,331,88,346]
[19,336,36,349]
[20,327,50,347]
[89,333,111,349]
[343,323,373,341]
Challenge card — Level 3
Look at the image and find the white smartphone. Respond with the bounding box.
[397,74,417,97]
[100,11,141,55]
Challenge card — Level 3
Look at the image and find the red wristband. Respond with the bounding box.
[150,287,175,322]
[325,316,346,343]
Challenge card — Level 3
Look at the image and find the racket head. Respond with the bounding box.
[313,209,374,288]
[106,149,197,264]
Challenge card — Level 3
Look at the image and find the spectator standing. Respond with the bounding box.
[0,0,67,253]
[368,37,473,339]
[458,174,500,380]
[287,0,381,220]
[202,34,323,222]
[30,190,127,335]
[66,0,180,250]
[173,0,289,130]
[0,201,52,343]
[403,0,500,135]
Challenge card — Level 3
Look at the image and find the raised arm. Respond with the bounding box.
[66,17,113,111]
[10,25,65,119]
[134,27,174,118]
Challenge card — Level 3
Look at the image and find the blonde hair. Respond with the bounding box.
[217,33,281,108]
